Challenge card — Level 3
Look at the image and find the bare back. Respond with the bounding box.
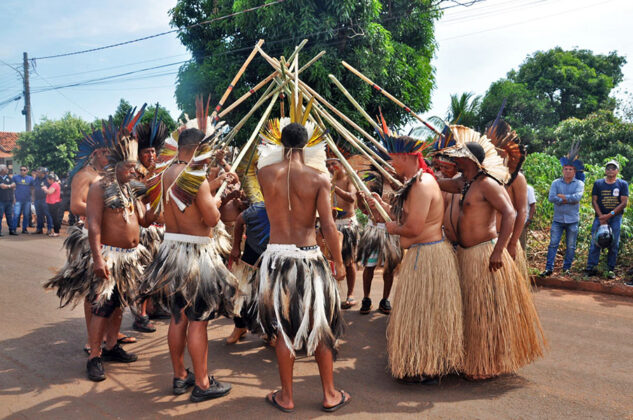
[495,172,527,232]
[399,173,444,249]
[258,156,331,247]
[442,191,460,243]
[162,163,218,237]
[70,166,101,217]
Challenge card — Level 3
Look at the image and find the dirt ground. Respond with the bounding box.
[1,228,633,419]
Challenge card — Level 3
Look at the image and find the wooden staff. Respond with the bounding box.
[210,39,265,125]
[341,60,443,138]
[328,74,385,136]
[218,71,278,118]
[257,47,396,174]
[216,91,280,197]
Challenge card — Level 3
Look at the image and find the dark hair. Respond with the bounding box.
[46,174,56,180]
[178,128,205,149]
[465,142,485,164]
[280,123,308,148]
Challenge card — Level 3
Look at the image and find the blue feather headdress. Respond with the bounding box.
[70,127,113,178]
[559,141,585,181]
[136,104,169,154]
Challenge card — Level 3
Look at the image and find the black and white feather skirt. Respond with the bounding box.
[356,221,403,272]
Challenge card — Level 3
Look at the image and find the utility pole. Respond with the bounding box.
[22,52,31,132]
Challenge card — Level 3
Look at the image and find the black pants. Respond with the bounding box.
[47,202,62,233]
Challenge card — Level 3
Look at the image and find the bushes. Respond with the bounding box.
[524,152,632,271]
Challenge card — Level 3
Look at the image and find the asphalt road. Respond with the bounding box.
[1,228,633,419]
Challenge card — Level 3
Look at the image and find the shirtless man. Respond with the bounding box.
[496,171,529,282]
[139,128,237,402]
[369,136,463,383]
[326,158,358,309]
[257,122,349,413]
[440,140,545,380]
[85,145,152,381]
[436,157,460,245]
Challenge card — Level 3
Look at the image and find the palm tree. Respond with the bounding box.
[447,92,481,127]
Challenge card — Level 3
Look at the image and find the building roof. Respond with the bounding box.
[0,131,19,154]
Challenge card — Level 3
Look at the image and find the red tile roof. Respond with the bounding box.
[0,131,19,153]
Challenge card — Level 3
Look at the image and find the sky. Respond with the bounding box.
[0,0,632,134]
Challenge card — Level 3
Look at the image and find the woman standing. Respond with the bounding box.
[42,174,62,237]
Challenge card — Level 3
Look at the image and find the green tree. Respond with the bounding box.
[447,92,481,127]
[544,110,633,180]
[110,99,177,133]
[479,47,626,150]
[15,113,90,176]
[170,0,443,143]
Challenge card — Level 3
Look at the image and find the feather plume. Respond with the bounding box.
[485,118,526,185]
[136,104,169,154]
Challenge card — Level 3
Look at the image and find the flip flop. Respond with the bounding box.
[266,390,295,413]
[340,297,357,309]
[322,389,350,412]
[117,335,137,344]
[83,345,90,355]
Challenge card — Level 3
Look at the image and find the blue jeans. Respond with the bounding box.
[12,200,31,231]
[0,200,13,233]
[546,221,579,271]
[586,215,622,271]
[34,199,52,231]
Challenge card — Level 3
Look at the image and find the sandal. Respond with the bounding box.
[340,297,357,309]
[83,345,91,355]
[266,390,294,413]
[117,335,137,345]
[322,389,351,412]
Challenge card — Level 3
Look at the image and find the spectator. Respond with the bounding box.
[584,160,629,279]
[520,183,537,250]
[12,165,34,234]
[541,147,585,276]
[33,167,53,234]
[42,174,62,237]
[0,164,16,236]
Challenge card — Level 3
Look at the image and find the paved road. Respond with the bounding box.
[1,230,633,419]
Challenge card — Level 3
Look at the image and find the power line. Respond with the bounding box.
[31,0,287,61]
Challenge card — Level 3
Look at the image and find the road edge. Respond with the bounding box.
[532,276,633,298]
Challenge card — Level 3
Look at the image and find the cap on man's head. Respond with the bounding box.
[38,167,48,172]
[605,160,619,169]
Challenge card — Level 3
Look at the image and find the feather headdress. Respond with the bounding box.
[484,102,526,185]
[236,141,264,204]
[440,125,510,184]
[144,95,226,213]
[70,127,112,178]
[559,140,585,181]
[257,89,328,173]
[136,104,169,153]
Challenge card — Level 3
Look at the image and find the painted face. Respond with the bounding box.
[139,147,156,169]
[389,154,410,177]
[325,160,340,175]
[438,161,457,178]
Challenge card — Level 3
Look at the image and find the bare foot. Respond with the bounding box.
[266,390,294,413]
[226,327,247,345]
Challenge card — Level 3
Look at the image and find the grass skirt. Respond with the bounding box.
[387,240,463,378]
[335,216,359,265]
[257,244,344,357]
[356,222,402,272]
[230,260,260,332]
[515,242,530,287]
[457,240,546,377]
[138,233,238,322]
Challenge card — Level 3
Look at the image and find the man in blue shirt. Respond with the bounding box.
[33,167,53,234]
[11,165,33,234]
[0,164,16,236]
[541,155,585,276]
[585,160,628,278]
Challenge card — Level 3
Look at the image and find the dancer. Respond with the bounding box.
[355,169,402,314]
[439,126,546,380]
[369,135,463,383]
[83,125,152,381]
[257,117,349,413]
[138,127,238,402]
[326,156,358,309]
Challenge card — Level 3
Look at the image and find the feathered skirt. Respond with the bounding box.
[213,220,233,260]
[138,232,238,322]
[457,240,546,377]
[140,224,164,260]
[356,221,403,272]
[257,244,344,357]
[230,259,260,332]
[335,216,359,266]
[387,239,463,378]
[44,224,91,308]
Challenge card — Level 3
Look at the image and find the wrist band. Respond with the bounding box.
[610,211,615,216]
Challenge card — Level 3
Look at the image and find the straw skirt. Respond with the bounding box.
[387,240,463,378]
[457,240,546,377]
